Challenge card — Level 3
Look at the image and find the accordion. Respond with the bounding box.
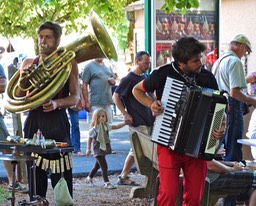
[151,76,227,160]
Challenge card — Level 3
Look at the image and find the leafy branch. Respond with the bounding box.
[161,0,200,14]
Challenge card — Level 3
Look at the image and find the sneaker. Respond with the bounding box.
[103,182,116,189]
[117,176,139,186]
[85,176,94,186]
[8,182,28,193]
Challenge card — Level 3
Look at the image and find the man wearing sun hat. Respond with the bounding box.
[232,34,252,53]
[212,34,256,206]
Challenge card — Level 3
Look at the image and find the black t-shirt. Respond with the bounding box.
[143,62,218,100]
[115,72,154,127]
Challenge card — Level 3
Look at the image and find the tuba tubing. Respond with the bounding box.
[5,10,117,113]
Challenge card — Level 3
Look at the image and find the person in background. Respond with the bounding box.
[245,72,256,85]
[85,108,126,189]
[246,108,256,160]
[69,80,85,156]
[132,37,225,205]
[111,72,118,116]
[244,73,256,160]
[212,34,255,161]
[212,34,256,206]
[7,57,23,137]
[15,21,80,198]
[112,51,155,185]
[81,58,116,123]
[7,57,18,80]
[207,159,256,205]
[243,73,256,160]
[0,62,27,192]
[68,107,84,156]
[246,72,256,95]
[111,85,118,116]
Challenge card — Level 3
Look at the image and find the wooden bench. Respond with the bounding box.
[129,129,239,206]
[129,129,158,200]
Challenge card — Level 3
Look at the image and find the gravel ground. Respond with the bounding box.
[1,172,244,206]
[0,172,155,206]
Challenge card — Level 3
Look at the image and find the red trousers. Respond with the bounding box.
[156,145,207,206]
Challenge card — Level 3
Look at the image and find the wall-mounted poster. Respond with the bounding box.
[155,40,216,68]
[152,0,219,70]
[156,10,216,41]
[156,42,172,67]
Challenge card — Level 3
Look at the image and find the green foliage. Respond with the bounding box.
[161,0,199,14]
[0,187,10,203]
[115,21,130,52]
[0,0,134,54]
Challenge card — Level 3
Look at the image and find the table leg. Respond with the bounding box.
[11,161,17,206]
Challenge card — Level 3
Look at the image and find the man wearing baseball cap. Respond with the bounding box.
[212,34,256,205]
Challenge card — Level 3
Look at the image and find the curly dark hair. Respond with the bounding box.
[37,21,62,40]
[172,37,206,64]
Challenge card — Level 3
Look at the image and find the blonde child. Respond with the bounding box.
[85,108,126,189]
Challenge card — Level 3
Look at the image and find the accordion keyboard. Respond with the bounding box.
[151,77,185,147]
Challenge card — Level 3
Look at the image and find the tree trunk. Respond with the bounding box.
[13,113,27,183]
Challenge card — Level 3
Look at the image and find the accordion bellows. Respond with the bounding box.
[151,77,227,160]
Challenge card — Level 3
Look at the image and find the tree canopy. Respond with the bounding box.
[0,0,199,54]
[0,0,133,53]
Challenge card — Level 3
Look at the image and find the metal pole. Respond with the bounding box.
[11,161,17,206]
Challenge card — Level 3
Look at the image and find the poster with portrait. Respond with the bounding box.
[156,10,216,41]
[153,0,219,68]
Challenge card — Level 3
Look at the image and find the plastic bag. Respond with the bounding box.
[54,177,74,206]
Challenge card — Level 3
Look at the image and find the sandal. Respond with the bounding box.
[117,176,140,186]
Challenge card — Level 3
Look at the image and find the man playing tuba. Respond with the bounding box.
[15,21,80,198]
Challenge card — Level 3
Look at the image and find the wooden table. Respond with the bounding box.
[0,142,73,201]
[237,139,256,147]
[0,141,73,154]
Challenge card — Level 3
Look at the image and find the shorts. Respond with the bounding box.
[128,125,152,157]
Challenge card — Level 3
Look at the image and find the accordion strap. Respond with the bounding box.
[171,62,197,86]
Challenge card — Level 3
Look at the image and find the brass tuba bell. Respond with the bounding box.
[5,10,117,113]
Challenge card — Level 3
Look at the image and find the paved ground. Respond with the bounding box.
[0,111,134,180]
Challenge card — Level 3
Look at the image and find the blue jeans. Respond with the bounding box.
[224,97,245,162]
[223,97,246,206]
[68,108,81,153]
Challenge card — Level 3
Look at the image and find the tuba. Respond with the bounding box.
[5,10,117,113]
